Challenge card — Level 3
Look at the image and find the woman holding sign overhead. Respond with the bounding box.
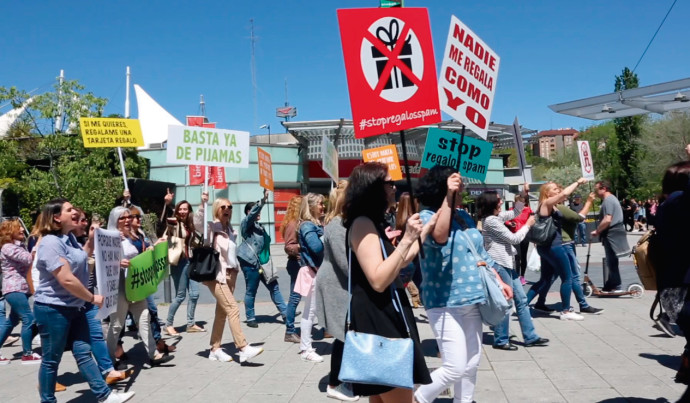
[237,189,287,328]
[105,206,172,367]
[33,198,135,403]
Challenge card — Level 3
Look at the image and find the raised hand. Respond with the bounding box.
[164,188,174,205]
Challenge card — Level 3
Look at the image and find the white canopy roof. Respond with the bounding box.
[549,77,690,120]
[134,84,182,147]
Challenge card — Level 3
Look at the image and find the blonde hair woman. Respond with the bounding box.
[294,193,325,362]
[280,195,304,343]
[203,197,263,363]
[314,180,361,400]
[525,178,588,321]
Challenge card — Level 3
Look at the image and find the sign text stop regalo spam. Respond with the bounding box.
[438,16,500,139]
[338,8,441,138]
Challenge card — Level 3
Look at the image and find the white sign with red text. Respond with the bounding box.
[438,16,500,139]
[577,140,595,180]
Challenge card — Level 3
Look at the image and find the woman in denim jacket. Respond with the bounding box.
[295,193,325,362]
[236,189,287,328]
[415,166,513,403]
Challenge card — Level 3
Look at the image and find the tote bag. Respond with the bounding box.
[460,231,511,326]
[338,236,414,389]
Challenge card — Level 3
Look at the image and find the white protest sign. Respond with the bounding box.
[321,135,339,183]
[167,125,250,168]
[577,140,595,180]
[94,228,122,320]
[438,15,500,139]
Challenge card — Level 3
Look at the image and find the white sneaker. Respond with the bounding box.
[208,348,233,362]
[103,391,135,403]
[326,383,359,401]
[3,335,19,347]
[560,311,584,321]
[238,345,264,363]
[300,348,324,363]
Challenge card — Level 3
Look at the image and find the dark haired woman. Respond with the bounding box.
[654,150,690,387]
[343,162,435,402]
[236,189,287,328]
[33,198,134,403]
[476,190,548,350]
[163,190,205,335]
[414,165,513,403]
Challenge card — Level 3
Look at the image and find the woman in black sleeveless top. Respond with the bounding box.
[343,162,436,402]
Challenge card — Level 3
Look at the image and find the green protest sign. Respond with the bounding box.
[125,241,169,301]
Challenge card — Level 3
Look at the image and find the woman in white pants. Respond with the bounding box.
[293,193,325,362]
[105,207,171,367]
[415,167,512,403]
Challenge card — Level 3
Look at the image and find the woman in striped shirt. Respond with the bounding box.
[477,190,549,350]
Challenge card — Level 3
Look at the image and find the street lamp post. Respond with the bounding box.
[260,124,271,144]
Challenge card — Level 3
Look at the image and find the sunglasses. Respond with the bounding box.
[131,214,142,220]
[383,180,395,187]
[220,205,233,210]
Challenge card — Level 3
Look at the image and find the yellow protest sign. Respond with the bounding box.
[79,118,144,148]
[257,147,274,191]
[362,144,403,181]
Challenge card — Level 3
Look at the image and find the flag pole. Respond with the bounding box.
[399,129,424,258]
[449,125,467,235]
[120,66,131,191]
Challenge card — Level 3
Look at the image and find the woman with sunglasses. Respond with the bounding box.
[105,206,172,368]
[344,162,435,402]
[237,189,287,328]
[34,198,134,403]
[202,197,264,363]
[127,205,176,355]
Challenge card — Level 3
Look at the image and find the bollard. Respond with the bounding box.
[164,276,172,303]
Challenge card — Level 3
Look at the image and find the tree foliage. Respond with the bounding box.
[612,67,644,198]
[0,81,148,225]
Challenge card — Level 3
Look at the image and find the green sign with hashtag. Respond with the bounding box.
[125,241,168,301]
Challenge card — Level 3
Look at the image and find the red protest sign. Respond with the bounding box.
[338,8,441,139]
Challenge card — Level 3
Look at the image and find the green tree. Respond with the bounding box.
[0,81,148,223]
[612,67,644,197]
[637,111,690,197]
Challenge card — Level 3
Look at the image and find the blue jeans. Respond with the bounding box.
[0,297,20,346]
[575,222,587,246]
[527,244,574,311]
[147,295,162,341]
[240,261,287,323]
[34,302,111,403]
[166,258,200,327]
[562,243,591,309]
[285,259,302,335]
[602,238,622,290]
[493,265,539,346]
[84,303,115,375]
[3,292,37,355]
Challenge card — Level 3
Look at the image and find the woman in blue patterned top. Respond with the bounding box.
[414,166,513,403]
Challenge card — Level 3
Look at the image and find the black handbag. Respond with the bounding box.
[189,233,220,282]
[526,213,557,245]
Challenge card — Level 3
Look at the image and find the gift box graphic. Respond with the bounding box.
[371,18,414,90]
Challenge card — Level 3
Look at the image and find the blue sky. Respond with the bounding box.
[1,0,687,135]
